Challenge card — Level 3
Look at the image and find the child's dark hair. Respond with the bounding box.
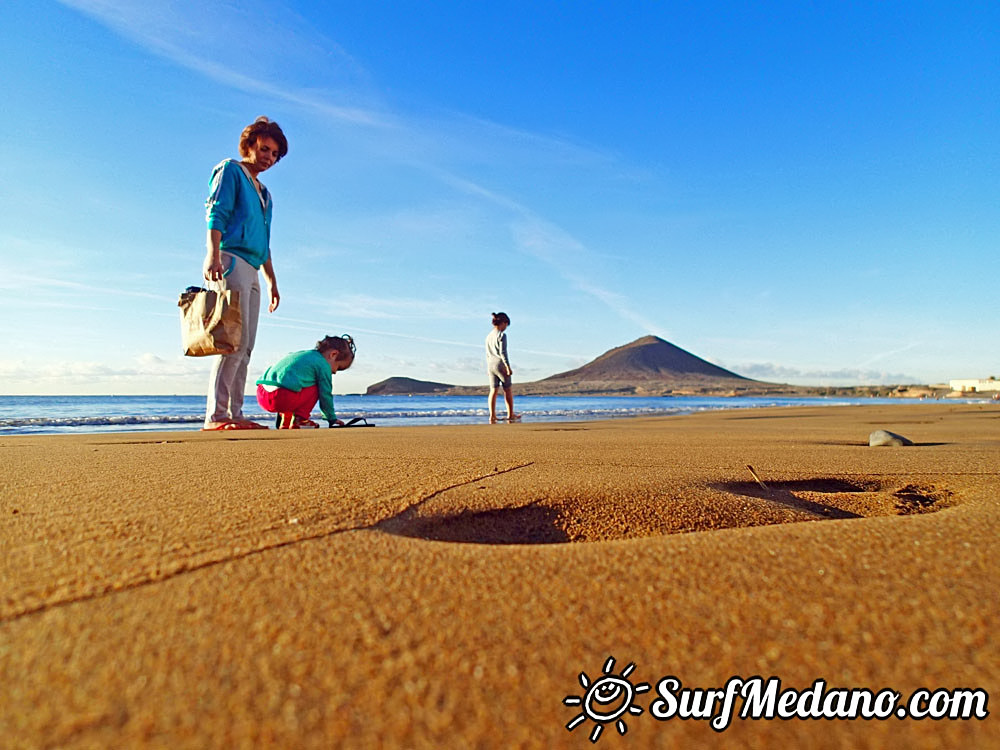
[316,334,356,358]
[492,312,510,327]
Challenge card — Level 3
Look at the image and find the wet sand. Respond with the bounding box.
[1,403,997,748]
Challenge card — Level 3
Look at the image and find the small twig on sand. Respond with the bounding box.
[745,464,769,492]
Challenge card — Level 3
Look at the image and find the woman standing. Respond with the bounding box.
[202,117,288,430]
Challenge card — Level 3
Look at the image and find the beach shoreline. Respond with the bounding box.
[2,403,997,747]
[1,392,988,436]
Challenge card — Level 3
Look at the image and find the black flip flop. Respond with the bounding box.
[333,417,375,428]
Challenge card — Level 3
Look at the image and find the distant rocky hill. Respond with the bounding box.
[366,377,451,395]
[366,336,803,397]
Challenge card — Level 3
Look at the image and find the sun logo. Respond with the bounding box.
[563,656,651,742]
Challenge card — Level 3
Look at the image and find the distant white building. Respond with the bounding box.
[950,378,1000,393]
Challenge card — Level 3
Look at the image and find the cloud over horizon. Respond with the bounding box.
[728,361,922,386]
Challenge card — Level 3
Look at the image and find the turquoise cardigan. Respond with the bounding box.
[257,350,337,423]
[205,159,272,270]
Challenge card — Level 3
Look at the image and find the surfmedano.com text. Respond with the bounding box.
[650,676,990,731]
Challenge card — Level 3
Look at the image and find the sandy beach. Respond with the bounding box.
[1,403,997,748]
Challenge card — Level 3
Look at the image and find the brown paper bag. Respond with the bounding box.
[178,287,242,356]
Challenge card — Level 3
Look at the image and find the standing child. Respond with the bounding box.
[486,312,520,423]
[256,335,355,428]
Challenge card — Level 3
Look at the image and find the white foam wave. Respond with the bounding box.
[0,405,686,431]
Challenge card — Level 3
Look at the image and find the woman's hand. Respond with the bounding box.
[203,251,225,281]
[263,259,279,312]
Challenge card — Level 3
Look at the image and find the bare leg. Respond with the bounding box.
[503,386,518,422]
[488,386,499,423]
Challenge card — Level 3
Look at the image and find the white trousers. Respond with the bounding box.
[205,253,261,424]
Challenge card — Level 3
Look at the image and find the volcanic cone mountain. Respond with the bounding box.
[512,335,776,396]
[545,335,746,382]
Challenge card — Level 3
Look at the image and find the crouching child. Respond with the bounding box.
[256,335,355,428]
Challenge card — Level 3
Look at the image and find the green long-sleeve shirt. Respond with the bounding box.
[257,349,336,422]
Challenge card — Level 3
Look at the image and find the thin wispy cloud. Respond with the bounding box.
[855,342,922,369]
[426,168,667,335]
[304,293,473,321]
[427,110,628,172]
[510,218,668,337]
[263,315,480,350]
[0,272,174,303]
[57,0,387,127]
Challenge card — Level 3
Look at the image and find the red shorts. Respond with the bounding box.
[256,384,319,419]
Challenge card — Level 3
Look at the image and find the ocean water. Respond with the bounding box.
[0,394,948,435]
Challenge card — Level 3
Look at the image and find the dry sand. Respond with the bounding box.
[1,403,997,748]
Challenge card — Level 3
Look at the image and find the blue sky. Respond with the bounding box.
[1,1,996,395]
